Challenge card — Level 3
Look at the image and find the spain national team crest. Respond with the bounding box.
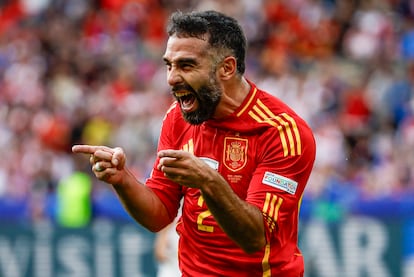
[223,137,248,172]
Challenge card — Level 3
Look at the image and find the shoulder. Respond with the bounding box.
[162,102,185,126]
[242,84,310,130]
[250,85,316,157]
[163,101,181,120]
[160,101,192,137]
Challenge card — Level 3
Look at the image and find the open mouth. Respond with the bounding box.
[174,90,197,112]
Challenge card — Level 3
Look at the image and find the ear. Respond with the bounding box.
[218,56,237,80]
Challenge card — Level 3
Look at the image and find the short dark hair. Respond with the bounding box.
[167,10,246,75]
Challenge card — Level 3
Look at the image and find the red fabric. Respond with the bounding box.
[0,1,25,34]
[146,81,316,276]
[110,79,131,103]
[340,88,372,133]
[263,1,338,59]
[100,0,125,11]
[343,90,371,119]
[39,115,71,152]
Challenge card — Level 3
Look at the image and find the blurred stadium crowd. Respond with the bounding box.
[1,0,414,226]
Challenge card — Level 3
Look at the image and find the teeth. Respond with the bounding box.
[175,91,191,97]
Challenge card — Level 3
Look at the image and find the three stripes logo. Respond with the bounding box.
[182,139,194,154]
[247,99,301,157]
[262,192,283,232]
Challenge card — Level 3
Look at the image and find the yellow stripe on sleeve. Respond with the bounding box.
[248,99,302,157]
[281,113,301,155]
[249,107,289,157]
[262,243,271,277]
[273,197,283,222]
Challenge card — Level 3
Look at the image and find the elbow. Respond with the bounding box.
[240,237,266,254]
[129,211,171,233]
[146,225,163,233]
[147,223,169,233]
[139,220,170,233]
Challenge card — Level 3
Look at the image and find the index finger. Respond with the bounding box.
[72,145,113,155]
[158,149,187,159]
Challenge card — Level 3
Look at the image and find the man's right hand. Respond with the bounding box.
[72,145,127,185]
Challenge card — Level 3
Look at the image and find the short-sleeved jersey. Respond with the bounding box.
[146,81,316,277]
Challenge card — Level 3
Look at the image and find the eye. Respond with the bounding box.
[181,63,192,70]
[163,59,172,70]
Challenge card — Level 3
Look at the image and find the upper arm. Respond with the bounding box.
[246,123,315,240]
[146,105,184,222]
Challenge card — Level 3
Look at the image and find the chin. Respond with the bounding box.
[182,111,206,125]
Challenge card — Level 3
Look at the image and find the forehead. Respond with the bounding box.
[163,35,210,61]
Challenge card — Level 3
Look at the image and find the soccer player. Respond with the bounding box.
[72,10,316,276]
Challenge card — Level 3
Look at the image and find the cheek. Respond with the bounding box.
[187,68,217,93]
[188,77,206,92]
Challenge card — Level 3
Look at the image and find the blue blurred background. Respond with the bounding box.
[1,0,414,276]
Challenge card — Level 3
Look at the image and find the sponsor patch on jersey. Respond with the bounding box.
[262,172,298,195]
[223,137,248,172]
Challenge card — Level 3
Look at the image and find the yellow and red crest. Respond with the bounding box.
[223,137,248,172]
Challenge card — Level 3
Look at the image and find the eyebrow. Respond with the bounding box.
[163,57,199,66]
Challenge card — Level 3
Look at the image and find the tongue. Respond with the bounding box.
[181,95,196,112]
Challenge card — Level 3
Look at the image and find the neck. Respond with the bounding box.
[213,77,251,119]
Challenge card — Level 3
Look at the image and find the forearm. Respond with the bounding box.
[201,174,266,253]
[112,168,171,232]
[157,149,266,252]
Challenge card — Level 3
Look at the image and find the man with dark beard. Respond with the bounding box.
[73,10,316,277]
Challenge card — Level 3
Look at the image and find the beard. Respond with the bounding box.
[174,73,222,125]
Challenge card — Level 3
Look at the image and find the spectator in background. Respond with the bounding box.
[154,213,181,277]
[56,171,92,228]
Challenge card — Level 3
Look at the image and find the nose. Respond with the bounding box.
[167,67,183,86]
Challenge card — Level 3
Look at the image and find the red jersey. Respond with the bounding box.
[146,81,316,277]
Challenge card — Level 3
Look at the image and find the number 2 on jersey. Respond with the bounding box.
[197,195,214,232]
